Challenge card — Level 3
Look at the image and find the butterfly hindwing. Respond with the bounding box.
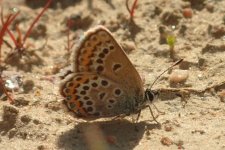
[60,72,139,118]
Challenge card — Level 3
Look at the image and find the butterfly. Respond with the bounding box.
[59,25,180,121]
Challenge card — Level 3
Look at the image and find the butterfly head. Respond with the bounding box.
[144,59,183,104]
[144,89,158,103]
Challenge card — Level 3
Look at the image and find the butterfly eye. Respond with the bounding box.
[145,90,155,102]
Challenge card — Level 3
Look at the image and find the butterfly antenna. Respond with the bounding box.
[149,59,183,90]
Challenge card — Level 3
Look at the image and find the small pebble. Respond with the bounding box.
[208,25,225,39]
[160,10,181,25]
[14,97,29,107]
[37,145,46,150]
[21,115,32,124]
[164,125,173,132]
[191,129,205,135]
[145,130,151,136]
[23,80,34,93]
[3,105,19,121]
[182,8,193,18]
[4,75,23,92]
[33,119,42,125]
[120,41,136,54]
[169,69,189,84]
[174,140,184,149]
[8,128,17,139]
[205,4,214,12]
[29,23,47,39]
[65,13,93,30]
[161,137,173,146]
[45,101,61,111]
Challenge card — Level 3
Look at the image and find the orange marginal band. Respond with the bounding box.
[71,75,91,117]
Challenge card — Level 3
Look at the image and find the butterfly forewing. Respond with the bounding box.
[73,26,143,92]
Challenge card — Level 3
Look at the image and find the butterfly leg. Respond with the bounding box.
[135,106,160,124]
[152,103,165,115]
[133,110,142,131]
[112,114,127,120]
[147,105,160,124]
[135,109,142,123]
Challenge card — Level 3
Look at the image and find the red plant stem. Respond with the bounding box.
[125,0,138,20]
[1,9,20,47]
[6,27,18,48]
[0,14,13,46]
[130,0,138,18]
[5,29,18,48]
[22,0,52,45]
[0,13,17,62]
[16,24,23,49]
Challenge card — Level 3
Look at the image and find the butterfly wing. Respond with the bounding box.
[72,26,144,93]
[60,72,143,118]
[60,26,145,118]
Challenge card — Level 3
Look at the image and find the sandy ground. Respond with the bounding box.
[0,0,225,150]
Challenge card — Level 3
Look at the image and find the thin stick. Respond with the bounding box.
[66,19,72,52]
[125,0,131,14]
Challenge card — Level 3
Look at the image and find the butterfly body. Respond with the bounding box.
[60,26,154,119]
